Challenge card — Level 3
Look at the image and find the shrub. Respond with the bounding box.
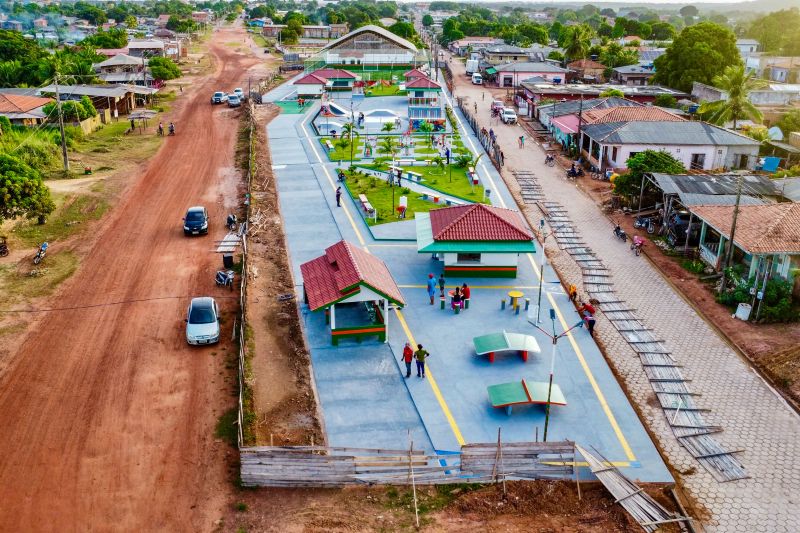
[717,275,798,323]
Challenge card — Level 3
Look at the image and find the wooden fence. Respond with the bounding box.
[240,441,575,487]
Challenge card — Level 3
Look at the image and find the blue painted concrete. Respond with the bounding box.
[263,80,672,483]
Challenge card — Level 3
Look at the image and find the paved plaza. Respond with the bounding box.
[263,76,671,483]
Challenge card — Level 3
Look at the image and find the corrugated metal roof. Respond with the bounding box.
[677,193,766,206]
[539,97,640,119]
[650,173,779,197]
[773,177,800,202]
[583,121,760,146]
[321,25,417,52]
[495,61,568,73]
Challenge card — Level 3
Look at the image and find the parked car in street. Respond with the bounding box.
[183,206,209,236]
[185,297,220,345]
[233,87,247,101]
[211,91,227,104]
[501,107,517,124]
[227,94,241,108]
[491,100,504,113]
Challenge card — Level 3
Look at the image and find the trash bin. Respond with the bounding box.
[223,253,234,269]
[735,303,752,321]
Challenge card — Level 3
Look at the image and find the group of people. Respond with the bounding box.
[157,121,175,136]
[568,283,596,336]
[425,273,471,311]
[297,97,307,107]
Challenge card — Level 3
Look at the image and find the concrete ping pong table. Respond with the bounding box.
[487,379,567,416]
[473,331,541,363]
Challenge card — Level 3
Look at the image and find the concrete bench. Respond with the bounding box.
[424,159,432,166]
[324,140,334,151]
[445,198,465,207]
[357,194,374,215]
[406,170,422,182]
[468,166,475,174]
[397,159,415,166]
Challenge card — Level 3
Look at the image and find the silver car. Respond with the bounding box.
[185,297,220,345]
[227,94,241,108]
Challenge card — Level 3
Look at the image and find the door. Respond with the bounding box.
[690,153,706,170]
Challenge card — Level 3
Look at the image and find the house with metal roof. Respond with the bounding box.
[0,94,54,126]
[406,76,444,129]
[293,73,330,97]
[611,63,656,86]
[415,204,535,277]
[688,203,800,287]
[491,62,569,88]
[317,24,418,68]
[567,58,606,82]
[579,120,761,172]
[300,240,405,345]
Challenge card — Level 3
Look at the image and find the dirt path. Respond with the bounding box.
[0,26,259,531]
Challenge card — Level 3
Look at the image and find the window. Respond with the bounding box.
[690,153,706,169]
[611,147,618,161]
[456,253,481,263]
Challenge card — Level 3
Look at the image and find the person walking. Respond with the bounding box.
[473,102,477,114]
[129,118,135,132]
[499,150,505,167]
[157,122,164,136]
[335,186,342,207]
[518,135,525,148]
[401,342,414,378]
[583,311,596,337]
[414,344,430,378]
[438,273,446,297]
[427,273,436,305]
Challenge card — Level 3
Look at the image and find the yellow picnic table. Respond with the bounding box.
[507,290,524,309]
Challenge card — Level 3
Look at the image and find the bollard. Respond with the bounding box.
[440,297,445,310]
[455,305,460,315]
[465,298,470,309]
[501,299,506,310]
[525,298,530,311]
[515,304,520,315]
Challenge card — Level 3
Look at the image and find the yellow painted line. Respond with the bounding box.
[301,110,366,246]
[546,292,636,461]
[526,253,541,279]
[396,309,466,446]
[544,461,630,467]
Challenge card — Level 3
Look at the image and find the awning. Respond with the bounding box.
[484,67,497,75]
[768,140,800,154]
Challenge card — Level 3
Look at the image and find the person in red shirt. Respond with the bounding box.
[461,283,471,306]
[400,342,414,378]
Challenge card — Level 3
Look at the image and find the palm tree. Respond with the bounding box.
[381,122,394,134]
[341,121,359,166]
[563,25,592,62]
[379,135,397,161]
[699,64,767,130]
[431,155,445,175]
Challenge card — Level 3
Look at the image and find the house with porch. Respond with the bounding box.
[300,240,405,345]
[690,203,800,292]
[310,68,356,90]
[0,93,53,126]
[93,54,153,86]
[415,204,535,277]
[293,72,329,97]
[406,76,444,130]
[579,120,761,172]
[611,63,655,86]
[491,62,569,87]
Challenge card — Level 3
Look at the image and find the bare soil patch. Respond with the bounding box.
[243,105,322,447]
[221,481,680,532]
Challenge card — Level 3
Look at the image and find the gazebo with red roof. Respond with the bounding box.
[415,204,536,277]
[300,240,405,345]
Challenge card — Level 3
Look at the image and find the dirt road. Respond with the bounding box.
[0,27,259,531]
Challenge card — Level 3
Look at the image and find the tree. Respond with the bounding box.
[388,21,416,40]
[680,6,699,18]
[653,22,740,93]
[148,56,182,80]
[562,24,592,62]
[777,109,800,136]
[341,122,359,165]
[166,16,197,33]
[599,88,624,97]
[649,22,676,41]
[653,94,678,108]
[81,28,128,49]
[746,8,800,55]
[249,6,270,19]
[612,150,685,200]
[698,64,766,129]
[422,14,433,27]
[600,42,638,68]
[0,153,55,225]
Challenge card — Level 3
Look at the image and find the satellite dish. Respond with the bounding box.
[768,126,784,141]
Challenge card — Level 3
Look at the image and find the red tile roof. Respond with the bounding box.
[312,68,356,79]
[0,94,53,113]
[430,204,533,242]
[300,240,405,311]
[690,203,800,254]
[294,73,328,85]
[404,68,427,79]
[583,106,684,124]
[405,77,441,89]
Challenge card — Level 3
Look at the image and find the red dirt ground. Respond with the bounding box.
[0,27,259,531]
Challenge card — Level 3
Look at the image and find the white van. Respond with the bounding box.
[471,73,483,85]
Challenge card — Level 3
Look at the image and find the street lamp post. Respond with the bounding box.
[530,309,585,442]
[533,218,561,324]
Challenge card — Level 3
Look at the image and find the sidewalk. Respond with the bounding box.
[445,55,800,532]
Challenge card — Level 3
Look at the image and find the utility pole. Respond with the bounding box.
[719,174,744,293]
[54,74,69,172]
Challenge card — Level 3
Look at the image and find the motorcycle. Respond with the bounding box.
[215,269,235,291]
[0,236,8,258]
[613,223,627,242]
[630,235,645,256]
[566,166,584,180]
[168,123,175,136]
[634,215,656,235]
[544,154,556,167]
[226,214,238,232]
[33,241,48,264]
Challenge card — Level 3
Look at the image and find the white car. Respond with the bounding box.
[185,297,220,345]
[501,107,517,124]
[233,87,247,101]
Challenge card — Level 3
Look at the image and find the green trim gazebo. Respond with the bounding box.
[415,204,536,278]
[301,240,405,345]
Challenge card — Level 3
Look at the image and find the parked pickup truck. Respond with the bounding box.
[501,107,517,124]
[210,91,227,104]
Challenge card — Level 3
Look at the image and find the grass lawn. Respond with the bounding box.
[0,250,79,302]
[363,163,487,203]
[345,173,441,225]
[12,192,110,247]
[321,137,365,162]
[341,67,410,81]
[365,84,406,97]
